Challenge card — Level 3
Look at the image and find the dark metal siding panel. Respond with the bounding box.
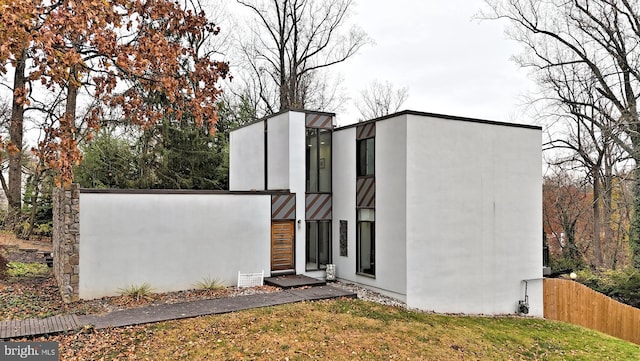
[306,194,332,220]
[356,177,375,208]
[272,194,296,220]
[305,113,333,129]
[356,122,376,139]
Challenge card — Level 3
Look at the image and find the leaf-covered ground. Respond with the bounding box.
[0,269,278,320]
[13,299,640,360]
[2,233,639,360]
[0,235,279,321]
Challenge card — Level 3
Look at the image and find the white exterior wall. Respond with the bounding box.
[78,192,271,299]
[263,110,307,275]
[286,112,310,276]
[404,115,542,316]
[267,113,290,190]
[374,117,408,298]
[331,127,357,282]
[331,119,408,300]
[229,121,265,191]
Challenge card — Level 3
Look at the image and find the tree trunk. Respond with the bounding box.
[602,166,614,268]
[7,49,27,232]
[566,219,580,265]
[23,175,40,239]
[592,167,603,267]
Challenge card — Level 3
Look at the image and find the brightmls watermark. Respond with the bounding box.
[0,342,58,360]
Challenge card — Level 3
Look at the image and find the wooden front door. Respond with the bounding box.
[271,221,295,272]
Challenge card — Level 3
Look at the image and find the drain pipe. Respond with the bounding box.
[518,278,544,315]
[518,280,530,315]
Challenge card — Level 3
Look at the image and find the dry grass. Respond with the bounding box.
[22,298,640,360]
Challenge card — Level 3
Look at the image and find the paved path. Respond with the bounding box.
[0,285,356,339]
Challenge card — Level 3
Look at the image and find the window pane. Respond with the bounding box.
[319,221,331,267]
[318,129,331,192]
[306,222,318,270]
[358,208,375,222]
[306,129,318,192]
[358,221,375,276]
[366,138,375,175]
[357,139,367,176]
[357,138,375,176]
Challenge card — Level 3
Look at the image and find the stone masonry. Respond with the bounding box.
[52,184,80,302]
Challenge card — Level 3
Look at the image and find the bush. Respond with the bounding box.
[549,254,583,274]
[576,268,640,308]
[194,276,224,290]
[6,262,50,277]
[118,283,154,301]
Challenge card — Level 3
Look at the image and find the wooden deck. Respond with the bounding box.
[264,274,326,289]
[0,314,80,339]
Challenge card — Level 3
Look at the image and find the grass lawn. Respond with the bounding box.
[38,298,640,360]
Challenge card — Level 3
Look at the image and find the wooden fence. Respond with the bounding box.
[544,278,640,345]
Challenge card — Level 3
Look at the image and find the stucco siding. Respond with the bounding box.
[267,113,290,190]
[78,192,271,299]
[371,116,407,298]
[331,120,408,300]
[288,112,309,275]
[331,127,357,282]
[405,115,542,315]
[229,121,265,191]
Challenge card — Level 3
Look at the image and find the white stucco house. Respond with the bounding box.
[65,109,542,316]
[228,109,543,316]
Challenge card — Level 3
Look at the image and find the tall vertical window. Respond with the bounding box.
[306,128,332,192]
[357,138,375,176]
[306,221,332,271]
[357,209,375,276]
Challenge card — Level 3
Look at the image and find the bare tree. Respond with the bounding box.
[482,0,640,268]
[236,0,369,113]
[355,80,409,121]
[540,64,629,268]
[543,168,592,268]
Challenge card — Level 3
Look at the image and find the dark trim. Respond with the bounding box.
[229,117,264,133]
[305,219,332,272]
[335,110,542,131]
[231,109,336,132]
[356,272,376,279]
[305,128,332,193]
[264,120,268,190]
[79,188,292,195]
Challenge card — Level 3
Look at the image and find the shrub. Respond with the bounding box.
[195,276,224,291]
[576,268,640,308]
[118,283,154,301]
[549,254,583,274]
[6,262,50,277]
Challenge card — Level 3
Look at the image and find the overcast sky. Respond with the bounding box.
[329,0,537,126]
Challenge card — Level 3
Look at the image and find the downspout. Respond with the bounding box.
[264,120,268,190]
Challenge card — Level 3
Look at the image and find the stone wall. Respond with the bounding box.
[52,184,80,303]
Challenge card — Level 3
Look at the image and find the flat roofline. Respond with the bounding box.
[230,109,337,132]
[80,188,291,195]
[335,110,542,131]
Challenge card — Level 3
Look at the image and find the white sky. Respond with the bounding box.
[5,0,540,148]
[330,0,537,127]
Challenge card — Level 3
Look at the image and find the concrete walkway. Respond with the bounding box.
[0,285,356,339]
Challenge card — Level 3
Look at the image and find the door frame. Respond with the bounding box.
[271,220,296,274]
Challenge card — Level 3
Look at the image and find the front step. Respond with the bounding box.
[264,274,326,289]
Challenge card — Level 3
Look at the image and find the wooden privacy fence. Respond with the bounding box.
[544,278,640,345]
